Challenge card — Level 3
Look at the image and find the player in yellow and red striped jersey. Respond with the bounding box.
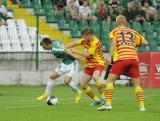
[98,15,148,112]
[65,28,106,106]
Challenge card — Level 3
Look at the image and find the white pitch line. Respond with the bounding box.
[0,94,159,111]
[113,94,160,100]
[1,94,159,103]
[59,94,159,101]
[59,94,160,105]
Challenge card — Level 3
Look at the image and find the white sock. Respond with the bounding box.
[68,81,81,94]
[45,79,55,96]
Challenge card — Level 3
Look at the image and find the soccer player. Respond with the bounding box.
[65,28,106,106]
[98,15,148,111]
[37,37,82,103]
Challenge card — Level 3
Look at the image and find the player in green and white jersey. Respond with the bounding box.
[37,37,82,103]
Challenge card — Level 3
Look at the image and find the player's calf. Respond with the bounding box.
[64,77,82,103]
[133,78,146,111]
[37,79,55,101]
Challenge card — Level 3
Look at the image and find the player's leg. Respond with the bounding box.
[64,75,82,103]
[64,75,81,93]
[37,63,65,101]
[98,60,126,111]
[44,71,60,96]
[129,60,145,111]
[97,74,118,111]
[64,61,82,103]
[37,71,60,101]
[92,66,105,103]
[81,73,101,105]
[132,78,145,111]
[104,60,130,108]
[105,74,118,105]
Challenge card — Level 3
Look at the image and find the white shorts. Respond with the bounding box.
[55,60,79,77]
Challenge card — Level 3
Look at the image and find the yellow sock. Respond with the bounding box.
[105,82,114,106]
[84,86,99,101]
[135,86,145,108]
[96,80,104,98]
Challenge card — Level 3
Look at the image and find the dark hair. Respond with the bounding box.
[40,37,52,46]
[82,28,94,36]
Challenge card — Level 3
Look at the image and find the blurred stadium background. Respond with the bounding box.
[1,1,160,121]
[0,0,160,86]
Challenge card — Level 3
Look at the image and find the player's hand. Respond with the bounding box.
[64,46,67,50]
[70,48,78,53]
[75,56,81,61]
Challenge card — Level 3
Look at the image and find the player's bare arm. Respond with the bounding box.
[65,41,80,49]
[141,40,149,46]
[64,49,82,60]
[70,48,91,58]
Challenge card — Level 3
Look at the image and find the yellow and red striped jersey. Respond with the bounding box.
[109,26,145,61]
[77,36,105,68]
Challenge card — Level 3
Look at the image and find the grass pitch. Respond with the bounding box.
[0,85,160,121]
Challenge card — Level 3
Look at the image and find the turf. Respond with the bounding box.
[0,85,160,121]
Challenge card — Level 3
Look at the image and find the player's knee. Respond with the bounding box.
[50,75,56,80]
[64,80,70,85]
[92,71,101,81]
[92,75,99,81]
[133,82,140,87]
[50,71,59,80]
[81,83,88,89]
[132,78,140,87]
[107,74,117,83]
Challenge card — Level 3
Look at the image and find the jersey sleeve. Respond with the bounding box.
[77,38,83,45]
[109,30,116,41]
[134,31,145,46]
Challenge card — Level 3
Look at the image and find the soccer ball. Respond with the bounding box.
[46,96,58,106]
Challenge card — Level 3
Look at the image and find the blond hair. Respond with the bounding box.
[116,15,127,27]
